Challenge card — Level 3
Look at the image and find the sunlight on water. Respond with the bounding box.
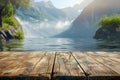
[0,38,120,52]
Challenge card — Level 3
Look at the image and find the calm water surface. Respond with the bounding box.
[0,38,120,52]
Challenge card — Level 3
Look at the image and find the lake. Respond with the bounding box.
[0,38,120,52]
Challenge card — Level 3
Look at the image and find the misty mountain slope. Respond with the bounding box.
[16,1,90,38]
[56,0,120,38]
[16,1,89,23]
[16,1,73,38]
[35,1,66,20]
[16,6,49,22]
[16,1,66,22]
[62,4,82,20]
[62,0,92,20]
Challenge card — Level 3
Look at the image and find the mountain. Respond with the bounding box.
[16,1,66,22]
[56,0,120,38]
[16,0,90,22]
[35,1,66,20]
[62,0,92,20]
[62,4,82,20]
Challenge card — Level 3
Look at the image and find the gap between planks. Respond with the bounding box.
[0,52,120,80]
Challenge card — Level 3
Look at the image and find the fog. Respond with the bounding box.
[16,17,72,38]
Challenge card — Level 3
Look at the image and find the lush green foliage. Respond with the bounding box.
[0,0,29,39]
[0,2,20,30]
[2,1,14,17]
[3,17,20,27]
[15,29,24,39]
[10,0,30,9]
[2,23,9,30]
[0,17,21,30]
[98,15,120,28]
[0,0,30,9]
[0,0,30,27]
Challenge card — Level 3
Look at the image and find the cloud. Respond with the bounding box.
[72,0,84,4]
[33,20,72,30]
[32,20,72,37]
[16,17,72,37]
[55,21,71,29]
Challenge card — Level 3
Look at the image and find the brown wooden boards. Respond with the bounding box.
[30,52,55,79]
[0,52,45,76]
[53,52,85,80]
[0,52,120,80]
[86,52,120,75]
[73,52,120,76]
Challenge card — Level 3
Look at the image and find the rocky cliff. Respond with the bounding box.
[0,26,23,41]
[94,26,120,40]
[94,15,120,40]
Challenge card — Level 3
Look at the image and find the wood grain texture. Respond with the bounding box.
[0,52,120,80]
[54,52,84,76]
[73,52,120,76]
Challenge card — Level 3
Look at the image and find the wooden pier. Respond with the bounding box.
[0,52,120,80]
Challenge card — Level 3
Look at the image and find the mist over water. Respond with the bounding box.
[16,16,72,38]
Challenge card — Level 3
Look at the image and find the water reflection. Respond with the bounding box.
[0,40,4,51]
[0,38,120,52]
[23,38,74,51]
[96,40,120,52]
[0,40,23,51]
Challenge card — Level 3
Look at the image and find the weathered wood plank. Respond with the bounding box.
[73,52,119,76]
[0,52,120,80]
[16,52,46,76]
[0,52,45,76]
[0,52,13,59]
[86,52,120,75]
[53,52,84,79]
[0,52,28,76]
[30,52,55,79]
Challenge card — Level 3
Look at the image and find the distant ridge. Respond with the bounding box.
[56,0,120,38]
[16,1,66,22]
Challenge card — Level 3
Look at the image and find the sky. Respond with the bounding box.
[34,0,83,9]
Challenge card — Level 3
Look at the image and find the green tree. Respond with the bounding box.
[0,0,30,27]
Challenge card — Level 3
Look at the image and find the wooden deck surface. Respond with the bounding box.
[0,52,120,80]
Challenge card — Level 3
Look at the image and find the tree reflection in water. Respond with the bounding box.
[0,40,23,51]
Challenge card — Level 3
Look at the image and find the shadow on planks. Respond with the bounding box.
[0,76,120,80]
